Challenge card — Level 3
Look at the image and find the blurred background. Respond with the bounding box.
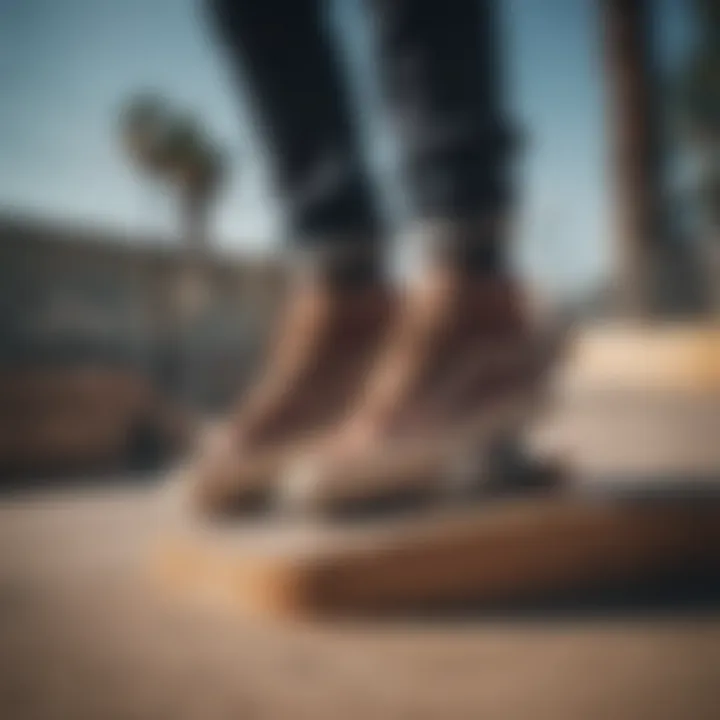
[1,3,720,720]
[0,0,717,478]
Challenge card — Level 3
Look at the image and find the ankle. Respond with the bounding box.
[415,216,509,279]
[289,238,383,291]
[411,267,526,336]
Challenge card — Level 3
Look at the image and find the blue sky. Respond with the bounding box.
[0,0,693,291]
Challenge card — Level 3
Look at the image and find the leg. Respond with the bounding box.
[330,0,529,437]
[208,0,381,282]
[279,1,559,514]
[369,0,514,273]
[326,0,529,442]
[188,0,393,515]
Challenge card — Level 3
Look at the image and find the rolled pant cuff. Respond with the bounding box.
[287,234,382,288]
[414,216,508,276]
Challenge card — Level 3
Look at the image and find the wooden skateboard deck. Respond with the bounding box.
[153,325,720,619]
[153,480,720,620]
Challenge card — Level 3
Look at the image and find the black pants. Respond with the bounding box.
[208,0,513,270]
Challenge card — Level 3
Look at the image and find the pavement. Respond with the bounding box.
[1,483,720,720]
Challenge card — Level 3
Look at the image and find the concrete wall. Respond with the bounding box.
[0,214,286,410]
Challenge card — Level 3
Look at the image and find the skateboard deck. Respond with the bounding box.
[153,325,720,619]
[153,479,720,620]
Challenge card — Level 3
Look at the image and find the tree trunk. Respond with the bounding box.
[178,193,210,411]
[599,0,664,317]
[180,191,209,250]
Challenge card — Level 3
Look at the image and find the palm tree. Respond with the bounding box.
[118,93,227,408]
[677,0,720,309]
[119,93,225,249]
[598,0,664,317]
[678,0,720,216]
[680,4,720,133]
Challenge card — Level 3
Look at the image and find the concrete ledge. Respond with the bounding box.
[154,494,720,620]
[565,323,720,392]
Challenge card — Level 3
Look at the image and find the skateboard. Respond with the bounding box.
[153,324,720,619]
